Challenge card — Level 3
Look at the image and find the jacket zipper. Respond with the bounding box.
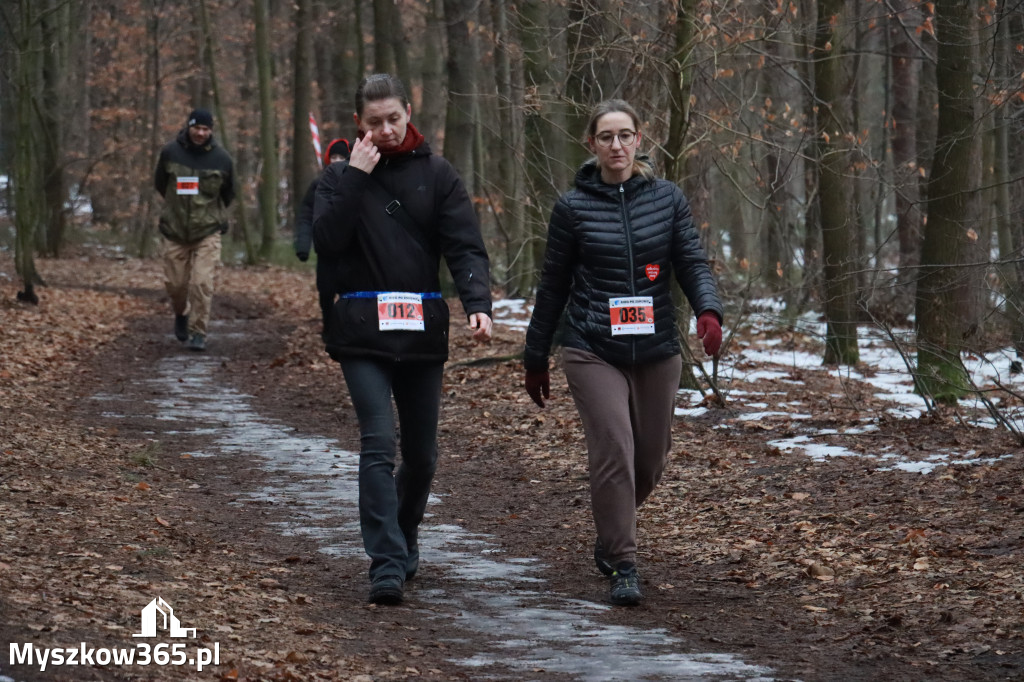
[185,174,192,242]
[619,183,637,364]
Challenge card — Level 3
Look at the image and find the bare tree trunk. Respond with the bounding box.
[519,0,570,290]
[39,0,73,257]
[197,0,256,264]
[1010,8,1024,356]
[372,0,393,74]
[419,0,445,150]
[990,1,1021,352]
[890,1,923,314]
[668,0,710,392]
[6,0,44,303]
[916,26,939,218]
[756,2,799,296]
[562,1,599,172]
[850,0,872,299]
[314,0,361,131]
[444,0,477,180]
[814,0,859,365]
[797,0,821,311]
[664,0,696,186]
[254,0,278,260]
[915,0,980,403]
[139,0,163,258]
[388,0,410,87]
[351,0,366,102]
[291,0,315,231]
[491,0,529,297]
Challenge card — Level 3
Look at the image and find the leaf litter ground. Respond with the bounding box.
[1,249,1021,681]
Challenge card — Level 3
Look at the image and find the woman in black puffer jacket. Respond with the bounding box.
[523,99,723,607]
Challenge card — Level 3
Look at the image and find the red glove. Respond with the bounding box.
[524,369,550,408]
[696,312,722,357]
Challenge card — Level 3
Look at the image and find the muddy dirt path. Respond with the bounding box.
[69,300,781,681]
[7,267,1016,682]
[55,282,956,682]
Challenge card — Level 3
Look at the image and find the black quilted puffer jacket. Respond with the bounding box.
[524,160,723,371]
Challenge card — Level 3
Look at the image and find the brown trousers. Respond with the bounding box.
[161,233,221,337]
[562,347,682,566]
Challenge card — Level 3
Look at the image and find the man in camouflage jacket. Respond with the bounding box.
[154,108,235,351]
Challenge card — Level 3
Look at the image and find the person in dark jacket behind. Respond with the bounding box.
[523,99,723,607]
[313,74,492,605]
[295,137,351,340]
[154,108,235,352]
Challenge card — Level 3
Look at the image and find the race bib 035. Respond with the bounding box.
[609,296,655,336]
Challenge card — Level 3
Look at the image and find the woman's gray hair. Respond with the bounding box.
[583,99,654,180]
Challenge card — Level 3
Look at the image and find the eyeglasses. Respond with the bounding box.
[593,130,637,148]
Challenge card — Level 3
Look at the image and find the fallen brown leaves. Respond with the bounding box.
[0,253,392,681]
[2,247,1022,680]
[430,292,1024,673]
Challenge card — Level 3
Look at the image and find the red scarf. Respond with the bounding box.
[377,123,425,158]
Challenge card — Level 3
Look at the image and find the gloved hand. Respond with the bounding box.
[524,369,550,408]
[296,251,309,262]
[696,312,722,357]
[219,222,229,235]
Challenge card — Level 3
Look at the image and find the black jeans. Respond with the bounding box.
[340,357,443,581]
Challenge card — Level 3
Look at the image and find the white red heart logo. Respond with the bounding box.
[645,264,660,281]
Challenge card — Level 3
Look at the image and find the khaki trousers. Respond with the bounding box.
[562,347,682,566]
[161,233,221,337]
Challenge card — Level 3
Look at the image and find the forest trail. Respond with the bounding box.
[82,320,775,681]
[2,253,1021,681]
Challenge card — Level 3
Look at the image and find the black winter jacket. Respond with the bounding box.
[524,160,722,372]
[294,176,318,259]
[295,174,340,296]
[313,140,491,363]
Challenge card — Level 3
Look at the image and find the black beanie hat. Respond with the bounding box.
[187,109,214,128]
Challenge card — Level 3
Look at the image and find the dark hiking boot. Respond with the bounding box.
[186,333,206,351]
[174,314,189,342]
[609,562,642,606]
[368,576,404,605]
[593,538,614,576]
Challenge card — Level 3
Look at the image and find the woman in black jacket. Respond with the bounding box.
[314,74,492,605]
[523,99,723,606]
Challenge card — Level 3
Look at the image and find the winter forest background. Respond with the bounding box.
[1,0,1023,415]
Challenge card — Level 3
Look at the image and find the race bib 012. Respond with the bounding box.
[377,292,425,331]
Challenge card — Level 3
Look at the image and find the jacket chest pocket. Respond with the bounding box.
[198,171,225,198]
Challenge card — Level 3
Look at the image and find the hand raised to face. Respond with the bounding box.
[349,131,381,174]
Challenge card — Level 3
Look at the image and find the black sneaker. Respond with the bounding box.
[186,333,206,352]
[594,538,614,576]
[174,314,189,342]
[610,562,642,606]
[368,576,404,605]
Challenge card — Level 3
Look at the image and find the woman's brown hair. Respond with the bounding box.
[584,99,654,181]
[354,74,409,116]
